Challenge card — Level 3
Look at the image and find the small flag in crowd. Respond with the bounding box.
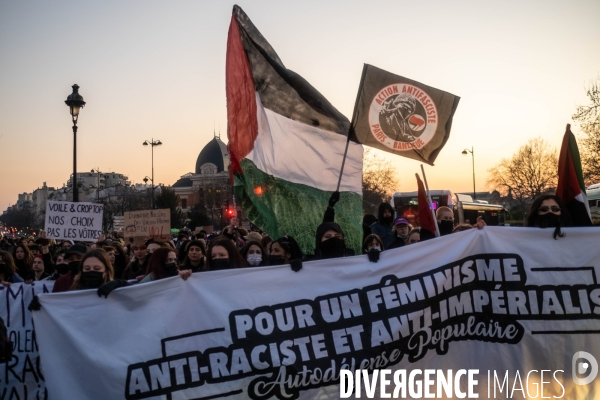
[226,5,363,253]
[350,64,460,165]
[416,173,438,239]
[556,124,592,226]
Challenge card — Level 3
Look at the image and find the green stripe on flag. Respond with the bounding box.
[234,159,363,255]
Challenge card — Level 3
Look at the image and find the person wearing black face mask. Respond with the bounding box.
[140,248,191,283]
[269,236,303,266]
[0,251,24,285]
[52,243,87,293]
[70,249,115,291]
[526,195,572,239]
[369,203,396,249]
[206,236,245,271]
[49,250,70,281]
[312,222,354,260]
[436,206,455,236]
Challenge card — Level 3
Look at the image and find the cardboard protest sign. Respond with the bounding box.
[33,227,600,399]
[44,201,103,241]
[0,282,54,399]
[124,209,170,241]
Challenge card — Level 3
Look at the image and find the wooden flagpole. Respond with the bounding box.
[420,164,440,237]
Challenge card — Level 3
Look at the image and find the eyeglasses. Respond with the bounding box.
[538,206,561,213]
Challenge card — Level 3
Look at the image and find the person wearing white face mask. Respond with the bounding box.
[387,217,411,250]
[240,240,267,267]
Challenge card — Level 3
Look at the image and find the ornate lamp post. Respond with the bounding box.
[462,146,476,201]
[143,139,162,208]
[65,84,86,202]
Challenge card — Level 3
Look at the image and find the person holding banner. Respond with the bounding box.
[0,251,24,285]
[180,240,206,272]
[312,222,354,260]
[206,236,244,270]
[362,233,384,263]
[140,248,192,283]
[269,236,303,266]
[70,249,114,291]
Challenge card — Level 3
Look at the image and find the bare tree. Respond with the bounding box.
[573,78,600,185]
[487,137,558,220]
[362,149,399,214]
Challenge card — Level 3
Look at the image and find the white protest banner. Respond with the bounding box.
[124,209,170,241]
[45,201,104,241]
[33,227,600,399]
[0,281,54,399]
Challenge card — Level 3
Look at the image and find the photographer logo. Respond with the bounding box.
[572,351,598,385]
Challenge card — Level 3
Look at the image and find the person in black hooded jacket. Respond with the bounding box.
[369,202,396,249]
[313,222,355,260]
[306,191,355,260]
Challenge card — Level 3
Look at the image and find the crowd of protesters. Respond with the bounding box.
[0,193,574,301]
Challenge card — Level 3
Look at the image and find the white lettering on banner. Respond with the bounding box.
[45,201,103,241]
[0,282,54,400]
[31,228,600,399]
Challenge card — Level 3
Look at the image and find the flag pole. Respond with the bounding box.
[335,136,351,192]
[420,164,440,237]
[336,64,369,193]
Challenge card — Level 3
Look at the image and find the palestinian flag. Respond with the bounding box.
[556,124,592,226]
[350,64,460,165]
[226,5,363,254]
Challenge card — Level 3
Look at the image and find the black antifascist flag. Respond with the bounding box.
[350,64,460,165]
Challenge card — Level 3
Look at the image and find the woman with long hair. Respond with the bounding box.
[0,251,24,285]
[240,240,268,267]
[12,244,33,281]
[141,247,191,282]
[206,236,244,270]
[269,236,303,266]
[526,194,572,239]
[70,249,115,291]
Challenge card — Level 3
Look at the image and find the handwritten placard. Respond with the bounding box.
[124,209,170,241]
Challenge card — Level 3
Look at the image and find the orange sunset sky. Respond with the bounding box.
[1,0,599,210]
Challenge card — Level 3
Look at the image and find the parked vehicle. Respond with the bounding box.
[588,184,600,225]
[390,190,508,227]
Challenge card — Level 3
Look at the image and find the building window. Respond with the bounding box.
[181,199,187,209]
[208,188,212,193]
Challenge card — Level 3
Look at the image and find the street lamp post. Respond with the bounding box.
[143,139,162,208]
[91,169,101,202]
[143,176,153,209]
[65,84,86,202]
[462,146,476,201]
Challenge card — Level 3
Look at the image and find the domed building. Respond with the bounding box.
[172,134,232,228]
